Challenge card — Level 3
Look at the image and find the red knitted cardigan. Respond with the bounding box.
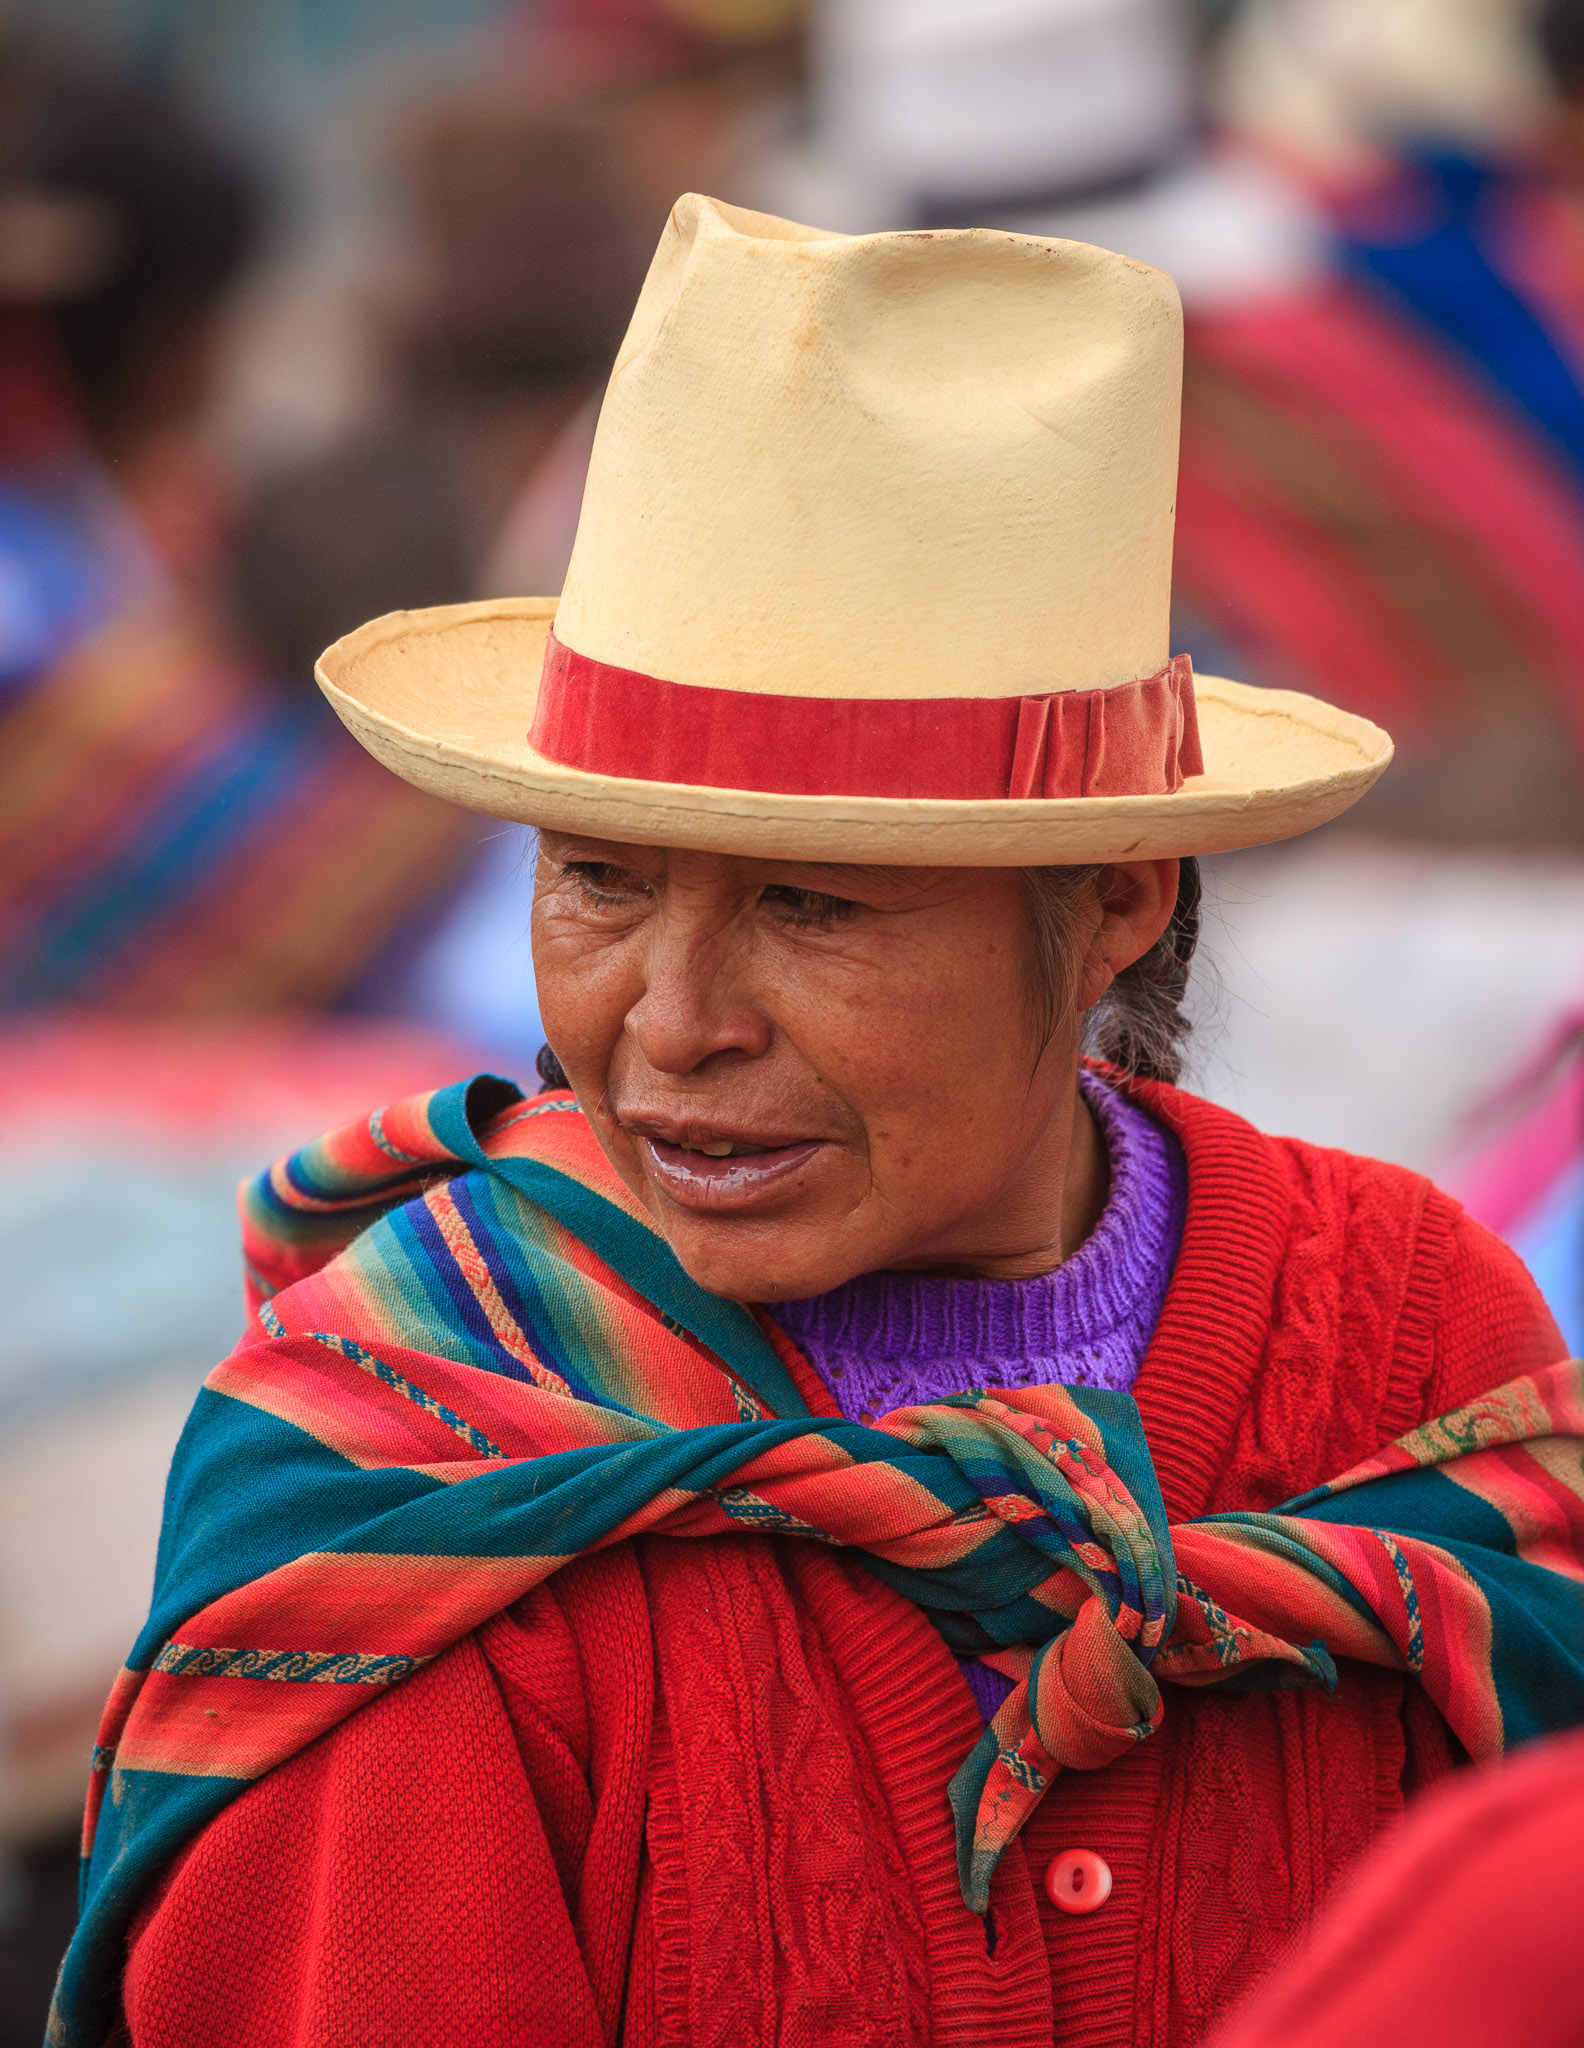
[113,1082,1565,2048]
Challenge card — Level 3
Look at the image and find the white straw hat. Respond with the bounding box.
[318,193,1390,864]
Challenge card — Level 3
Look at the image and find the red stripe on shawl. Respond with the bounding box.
[204,1349,485,1476]
[206,1351,522,1477]
[1298,1522,1501,1755]
[115,1672,383,1780]
[709,1450,999,1565]
[1448,1441,1584,1579]
[210,1334,686,1471]
[179,1551,571,1658]
[1397,1544,1502,1756]
[1168,1526,1394,1663]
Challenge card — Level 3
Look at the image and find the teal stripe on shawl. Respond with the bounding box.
[428,1077,812,1420]
[1287,1469,1584,1745]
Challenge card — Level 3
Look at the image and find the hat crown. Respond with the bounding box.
[553,193,1182,703]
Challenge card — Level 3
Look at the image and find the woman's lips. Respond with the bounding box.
[639,1134,825,1210]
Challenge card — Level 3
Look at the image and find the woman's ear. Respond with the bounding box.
[1076,859,1180,1010]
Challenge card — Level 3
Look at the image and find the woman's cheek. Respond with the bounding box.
[534,924,633,1068]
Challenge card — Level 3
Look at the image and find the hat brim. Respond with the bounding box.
[317,598,1392,864]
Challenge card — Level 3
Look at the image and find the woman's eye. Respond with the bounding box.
[762,885,858,929]
[565,862,649,907]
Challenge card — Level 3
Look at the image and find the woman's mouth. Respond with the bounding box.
[637,1132,825,1210]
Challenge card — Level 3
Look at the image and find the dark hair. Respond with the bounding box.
[1020,857,1201,1085]
[399,102,655,398]
[1540,0,1584,94]
[230,431,473,686]
[3,62,258,428]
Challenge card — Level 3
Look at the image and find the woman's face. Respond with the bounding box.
[532,833,1175,1301]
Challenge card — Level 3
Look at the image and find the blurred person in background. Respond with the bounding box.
[233,0,805,688]
[1214,0,1584,495]
[1207,0,1584,1362]
[0,56,487,1017]
[222,87,651,1067]
[0,62,507,2029]
[477,0,805,598]
[231,0,803,1063]
[796,0,1584,844]
[1307,1,1584,496]
[782,0,1584,1370]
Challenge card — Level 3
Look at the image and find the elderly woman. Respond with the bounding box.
[58,198,1584,2048]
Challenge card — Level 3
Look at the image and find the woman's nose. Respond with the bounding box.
[623,917,772,1076]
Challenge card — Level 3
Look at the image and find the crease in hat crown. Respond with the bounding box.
[315,189,1392,864]
[552,192,1183,702]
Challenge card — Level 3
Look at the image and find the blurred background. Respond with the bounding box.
[3,0,1584,2030]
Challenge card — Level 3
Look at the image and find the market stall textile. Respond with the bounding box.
[0,327,483,1016]
[1174,283,1584,835]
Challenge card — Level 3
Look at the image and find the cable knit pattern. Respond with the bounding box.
[767,1074,1186,1424]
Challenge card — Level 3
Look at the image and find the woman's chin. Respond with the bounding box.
[656,1210,870,1306]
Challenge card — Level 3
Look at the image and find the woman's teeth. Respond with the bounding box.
[640,1129,822,1207]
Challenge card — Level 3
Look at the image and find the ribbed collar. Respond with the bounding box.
[1115,1068,1294,1521]
[768,1075,1186,1420]
[760,1067,1298,1524]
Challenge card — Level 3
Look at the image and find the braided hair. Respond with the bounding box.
[1083,855,1201,1085]
[1540,0,1584,94]
[1021,857,1201,1085]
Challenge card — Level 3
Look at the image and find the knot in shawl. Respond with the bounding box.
[52,1077,1584,2047]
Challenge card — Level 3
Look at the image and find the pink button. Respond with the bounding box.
[1044,1849,1113,1915]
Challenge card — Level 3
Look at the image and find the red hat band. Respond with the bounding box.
[532,632,1204,802]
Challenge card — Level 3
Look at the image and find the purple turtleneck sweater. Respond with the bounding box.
[766,1073,1186,1718]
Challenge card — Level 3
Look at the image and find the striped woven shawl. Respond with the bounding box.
[53,1077,1584,2044]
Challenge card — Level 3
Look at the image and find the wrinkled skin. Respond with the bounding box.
[532,832,1177,1302]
